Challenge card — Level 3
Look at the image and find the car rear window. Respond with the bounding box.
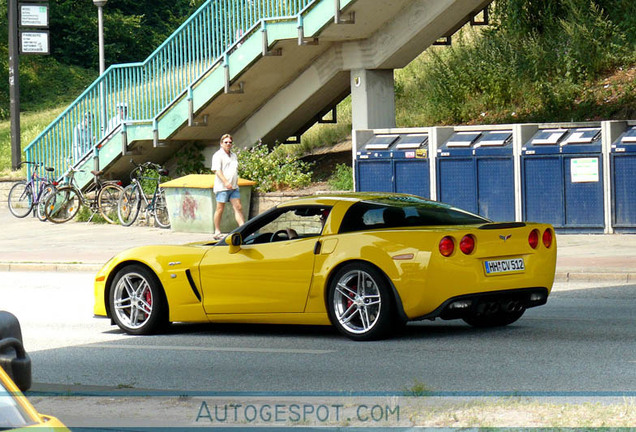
[338,197,489,234]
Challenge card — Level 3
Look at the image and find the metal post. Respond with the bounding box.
[94,0,107,169]
[94,0,107,75]
[8,0,21,170]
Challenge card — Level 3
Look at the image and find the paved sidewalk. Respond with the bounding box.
[1,208,635,282]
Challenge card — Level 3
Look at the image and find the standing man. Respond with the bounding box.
[73,113,94,164]
[211,133,245,239]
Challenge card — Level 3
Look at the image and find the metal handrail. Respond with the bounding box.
[24,0,316,179]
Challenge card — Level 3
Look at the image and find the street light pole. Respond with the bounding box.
[93,0,107,75]
[93,0,107,172]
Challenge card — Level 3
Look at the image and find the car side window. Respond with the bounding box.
[242,206,331,244]
[339,200,488,233]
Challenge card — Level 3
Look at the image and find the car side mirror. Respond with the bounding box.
[228,232,242,254]
[0,311,32,391]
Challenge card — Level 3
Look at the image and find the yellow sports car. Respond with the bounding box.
[94,193,556,341]
[0,366,68,431]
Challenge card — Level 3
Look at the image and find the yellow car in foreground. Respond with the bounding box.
[94,193,556,341]
[0,366,68,431]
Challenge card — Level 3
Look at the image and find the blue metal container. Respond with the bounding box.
[355,133,430,197]
[610,125,636,232]
[436,130,514,221]
[521,126,603,232]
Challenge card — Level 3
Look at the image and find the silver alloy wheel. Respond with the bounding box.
[112,271,154,330]
[332,269,382,335]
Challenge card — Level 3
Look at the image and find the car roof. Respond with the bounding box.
[276,192,427,207]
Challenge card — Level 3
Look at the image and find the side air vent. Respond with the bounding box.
[185,269,201,302]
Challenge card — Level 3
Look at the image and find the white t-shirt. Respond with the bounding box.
[211,148,239,193]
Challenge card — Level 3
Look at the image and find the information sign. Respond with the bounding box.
[20,30,49,54]
[570,157,599,183]
[19,3,48,27]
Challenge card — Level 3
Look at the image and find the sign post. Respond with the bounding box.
[8,0,50,170]
[8,0,21,170]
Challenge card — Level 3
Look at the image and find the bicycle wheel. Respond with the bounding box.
[118,184,141,226]
[36,184,57,221]
[98,183,123,224]
[45,187,81,224]
[153,188,171,229]
[8,181,33,218]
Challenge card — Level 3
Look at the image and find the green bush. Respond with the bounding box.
[174,142,207,176]
[236,143,313,192]
[396,0,635,126]
[328,163,353,191]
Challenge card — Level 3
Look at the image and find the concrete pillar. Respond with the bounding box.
[350,69,396,131]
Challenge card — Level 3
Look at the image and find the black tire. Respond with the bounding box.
[327,262,395,341]
[109,264,168,335]
[153,188,170,229]
[462,308,525,328]
[36,184,57,221]
[118,184,141,226]
[98,183,123,224]
[44,187,81,223]
[8,181,33,218]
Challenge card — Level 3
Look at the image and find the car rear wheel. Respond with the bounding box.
[462,308,525,328]
[327,263,394,341]
[109,265,167,335]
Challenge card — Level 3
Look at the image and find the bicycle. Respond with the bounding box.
[8,161,57,221]
[44,166,124,224]
[117,161,170,228]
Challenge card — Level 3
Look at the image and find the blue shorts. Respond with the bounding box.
[215,189,240,203]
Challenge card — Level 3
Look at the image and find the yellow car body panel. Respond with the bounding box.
[94,193,557,338]
[0,366,69,431]
[94,244,210,323]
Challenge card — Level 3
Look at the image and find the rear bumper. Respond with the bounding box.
[412,287,549,321]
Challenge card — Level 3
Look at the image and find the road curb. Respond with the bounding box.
[0,262,102,273]
[554,271,636,283]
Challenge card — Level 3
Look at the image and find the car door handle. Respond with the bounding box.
[314,241,322,255]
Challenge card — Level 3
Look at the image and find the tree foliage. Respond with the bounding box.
[0,0,205,119]
[46,0,205,69]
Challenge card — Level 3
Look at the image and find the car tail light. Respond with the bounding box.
[459,234,475,255]
[439,236,454,257]
[542,229,553,248]
[528,229,539,249]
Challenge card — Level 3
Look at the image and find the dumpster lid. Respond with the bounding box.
[161,174,256,189]
[474,130,512,147]
[394,134,428,149]
[560,127,601,146]
[619,126,636,144]
[364,134,399,150]
[531,129,568,145]
[446,131,482,147]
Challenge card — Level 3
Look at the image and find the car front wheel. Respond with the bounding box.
[327,263,395,341]
[109,265,167,335]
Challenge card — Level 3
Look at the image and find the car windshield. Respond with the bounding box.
[0,380,36,429]
[339,196,490,233]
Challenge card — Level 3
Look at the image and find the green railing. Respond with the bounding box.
[24,0,317,178]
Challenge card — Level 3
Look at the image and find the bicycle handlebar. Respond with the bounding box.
[129,159,168,180]
[21,161,55,178]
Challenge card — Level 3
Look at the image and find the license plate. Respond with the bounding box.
[484,258,525,275]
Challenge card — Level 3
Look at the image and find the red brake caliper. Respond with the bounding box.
[346,283,357,309]
[144,290,152,317]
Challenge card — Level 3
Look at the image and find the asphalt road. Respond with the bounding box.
[2,271,634,396]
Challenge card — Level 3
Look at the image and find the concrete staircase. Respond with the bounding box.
[26,0,492,187]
